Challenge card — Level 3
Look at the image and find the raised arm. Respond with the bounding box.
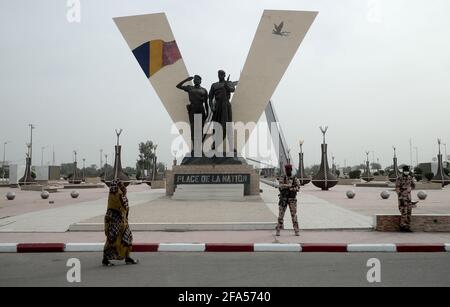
[176,76,194,91]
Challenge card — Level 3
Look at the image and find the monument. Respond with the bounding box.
[312,127,338,190]
[104,129,130,187]
[113,10,317,197]
[361,151,374,182]
[431,139,450,187]
[296,140,311,185]
[388,146,400,183]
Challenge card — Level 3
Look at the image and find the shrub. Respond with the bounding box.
[414,167,423,175]
[374,172,380,176]
[424,172,434,182]
[349,170,361,179]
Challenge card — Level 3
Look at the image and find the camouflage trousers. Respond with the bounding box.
[276,198,299,232]
[398,198,412,229]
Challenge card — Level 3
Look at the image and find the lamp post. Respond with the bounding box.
[41,146,48,166]
[28,124,35,162]
[443,143,448,161]
[414,146,419,167]
[2,141,10,179]
[152,145,158,181]
[100,149,103,170]
[82,158,86,181]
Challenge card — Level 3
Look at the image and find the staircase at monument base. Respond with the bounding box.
[172,184,245,201]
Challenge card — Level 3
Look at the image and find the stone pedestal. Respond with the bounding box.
[166,164,260,197]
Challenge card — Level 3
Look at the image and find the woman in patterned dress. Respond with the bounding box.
[102,178,138,266]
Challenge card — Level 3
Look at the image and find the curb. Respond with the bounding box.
[1,243,450,253]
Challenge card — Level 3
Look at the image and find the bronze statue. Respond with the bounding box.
[176,75,208,147]
[209,70,236,145]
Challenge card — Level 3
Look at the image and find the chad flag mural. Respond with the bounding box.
[132,40,182,78]
[114,13,191,137]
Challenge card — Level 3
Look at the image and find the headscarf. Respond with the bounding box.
[109,178,121,194]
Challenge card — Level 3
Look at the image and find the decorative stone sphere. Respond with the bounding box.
[6,192,16,200]
[380,191,390,199]
[70,191,79,199]
[346,190,355,199]
[417,191,427,200]
[40,191,50,199]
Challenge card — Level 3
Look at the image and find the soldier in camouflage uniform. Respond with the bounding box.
[395,165,417,232]
[276,164,300,236]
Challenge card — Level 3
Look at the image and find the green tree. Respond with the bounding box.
[356,164,366,170]
[342,167,352,175]
[424,172,434,182]
[349,170,361,179]
[305,165,320,177]
[124,167,137,177]
[136,141,158,178]
[98,164,114,179]
[370,162,382,170]
[83,165,99,177]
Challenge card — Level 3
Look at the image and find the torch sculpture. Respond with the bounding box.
[312,126,338,190]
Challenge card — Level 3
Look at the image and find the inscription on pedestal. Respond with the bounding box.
[175,174,250,185]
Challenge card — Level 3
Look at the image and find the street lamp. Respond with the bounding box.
[28,124,35,162]
[414,146,419,167]
[443,143,448,161]
[2,141,10,180]
[82,158,86,181]
[104,154,108,178]
[41,146,48,166]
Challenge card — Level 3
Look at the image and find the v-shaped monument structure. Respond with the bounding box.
[114,10,317,153]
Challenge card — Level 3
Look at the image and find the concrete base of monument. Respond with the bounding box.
[166,164,260,197]
[69,195,277,232]
[172,184,245,201]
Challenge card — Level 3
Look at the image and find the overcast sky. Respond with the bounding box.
[0,0,449,169]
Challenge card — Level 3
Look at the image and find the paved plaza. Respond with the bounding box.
[1,183,449,245]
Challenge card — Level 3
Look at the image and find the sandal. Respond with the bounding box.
[125,257,139,265]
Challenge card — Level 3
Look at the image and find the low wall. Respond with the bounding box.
[150,180,166,189]
[337,179,359,186]
[415,182,443,190]
[375,214,450,232]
